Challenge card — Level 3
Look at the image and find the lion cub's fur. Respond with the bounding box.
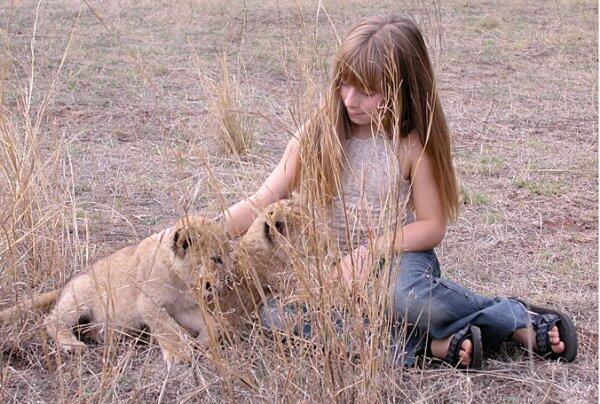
[211,199,316,333]
[0,217,231,365]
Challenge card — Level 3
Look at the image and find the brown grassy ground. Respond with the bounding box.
[0,0,597,402]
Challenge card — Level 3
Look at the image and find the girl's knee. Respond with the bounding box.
[259,297,288,331]
[258,297,311,337]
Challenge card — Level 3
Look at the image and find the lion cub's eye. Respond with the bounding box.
[211,255,223,265]
[274,221,285,234]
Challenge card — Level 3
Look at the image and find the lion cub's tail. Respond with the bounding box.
[0,289,60,322]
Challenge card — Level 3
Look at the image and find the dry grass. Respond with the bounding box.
[197,52,255,156]
[0,0,597,402]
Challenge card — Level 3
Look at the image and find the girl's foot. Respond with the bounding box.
[430,335,473,366]
[428,325,482,368]
[512,325,565,354]
[509,298,577,362]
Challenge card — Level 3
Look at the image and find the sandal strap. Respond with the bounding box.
[530,311,560,355]
[443,324,471,365]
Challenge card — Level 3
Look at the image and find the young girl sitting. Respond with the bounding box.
[217,15,577,368]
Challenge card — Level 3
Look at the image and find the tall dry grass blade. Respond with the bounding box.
[195,53,253,156]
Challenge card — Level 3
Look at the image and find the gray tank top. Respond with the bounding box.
[328,135,416,253]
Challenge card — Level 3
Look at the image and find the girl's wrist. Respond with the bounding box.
[373,233,411,257]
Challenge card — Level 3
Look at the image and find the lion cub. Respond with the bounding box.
[1,217,230,365]
[212,199,316,332]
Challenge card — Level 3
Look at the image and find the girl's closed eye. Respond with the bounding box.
[341,81,373,96]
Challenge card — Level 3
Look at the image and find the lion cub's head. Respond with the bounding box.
[237,198,308,266]
[170,217,233,299]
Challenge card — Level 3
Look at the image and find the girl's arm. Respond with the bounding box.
[375,132,447,254]
[219,136,301,237]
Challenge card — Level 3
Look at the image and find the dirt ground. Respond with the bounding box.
[0,0,597,402]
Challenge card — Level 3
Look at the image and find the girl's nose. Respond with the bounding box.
[344,86,360,107]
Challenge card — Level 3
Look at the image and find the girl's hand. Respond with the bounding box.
[337,245,375,288]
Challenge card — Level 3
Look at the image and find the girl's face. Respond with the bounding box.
[339,82,384,127]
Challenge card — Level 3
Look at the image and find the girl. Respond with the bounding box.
[218,15,576,368]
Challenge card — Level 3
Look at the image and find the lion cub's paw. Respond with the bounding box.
[59,340,86,354]
[161,345,194,368]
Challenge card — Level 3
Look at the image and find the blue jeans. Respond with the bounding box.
[392,249,531,364]
[259,249,532,366]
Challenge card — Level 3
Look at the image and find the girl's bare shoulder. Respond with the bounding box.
[403,130,425,154]
[399,130,424,179]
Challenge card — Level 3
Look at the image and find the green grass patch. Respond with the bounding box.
[460,186,491,205]
[484,210,502,224]
[475,17,500,33]
[511,178,567,196]
[480,38,499,61]
[479,155,505,175]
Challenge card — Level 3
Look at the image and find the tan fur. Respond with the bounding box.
[0,289,61,322]
[1,217,231,366]
[211,199,310,333]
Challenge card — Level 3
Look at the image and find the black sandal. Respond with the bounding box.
[429,324,483,369]
[512,298,577,363]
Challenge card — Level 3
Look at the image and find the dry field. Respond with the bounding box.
[0,0,597,402]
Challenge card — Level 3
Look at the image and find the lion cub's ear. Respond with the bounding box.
[172,227,197,258]
[263,213,287,245]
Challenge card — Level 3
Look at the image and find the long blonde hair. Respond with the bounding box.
[300,15,459,222]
